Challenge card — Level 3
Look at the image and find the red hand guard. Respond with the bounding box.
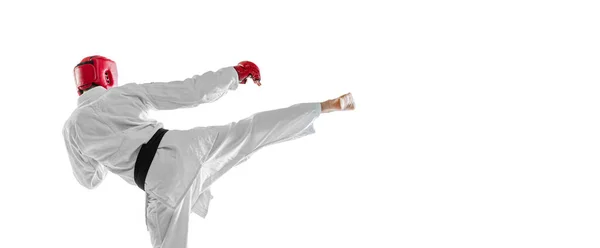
[234,61,261,85]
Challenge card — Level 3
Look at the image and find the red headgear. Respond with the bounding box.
[73,55,118,95]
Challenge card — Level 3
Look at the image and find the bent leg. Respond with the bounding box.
[197,102,322,191]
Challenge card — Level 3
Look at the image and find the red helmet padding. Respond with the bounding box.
[74,64,97,88]
[73,55,118,95]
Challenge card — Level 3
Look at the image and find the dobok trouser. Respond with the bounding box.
[144,102,322,248]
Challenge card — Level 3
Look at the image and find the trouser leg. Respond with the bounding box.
[198,102,322,192]
[145,188,194,248]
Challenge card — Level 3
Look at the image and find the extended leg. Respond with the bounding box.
[195,102,319,190]
[195,93,356,192]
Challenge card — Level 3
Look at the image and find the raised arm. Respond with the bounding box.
[137,61,261,111]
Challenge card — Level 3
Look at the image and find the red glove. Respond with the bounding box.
[234,61,261,86]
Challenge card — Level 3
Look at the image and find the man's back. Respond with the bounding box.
[63,83,163,188]
[63,64,242,205]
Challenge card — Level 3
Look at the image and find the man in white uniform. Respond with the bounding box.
[62,55,355,248]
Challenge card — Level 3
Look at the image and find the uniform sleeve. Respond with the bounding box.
[63,127,108,189]
[138,66,240,111]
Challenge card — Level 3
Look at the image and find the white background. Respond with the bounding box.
[0,0,599,247]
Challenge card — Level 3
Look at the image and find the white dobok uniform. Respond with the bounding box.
[62,66,322,248]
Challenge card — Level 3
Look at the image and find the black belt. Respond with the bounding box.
[134,128,169,191]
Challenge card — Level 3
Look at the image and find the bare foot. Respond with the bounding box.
[321,93,355,113]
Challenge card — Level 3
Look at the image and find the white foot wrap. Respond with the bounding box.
[340,93,355,110]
